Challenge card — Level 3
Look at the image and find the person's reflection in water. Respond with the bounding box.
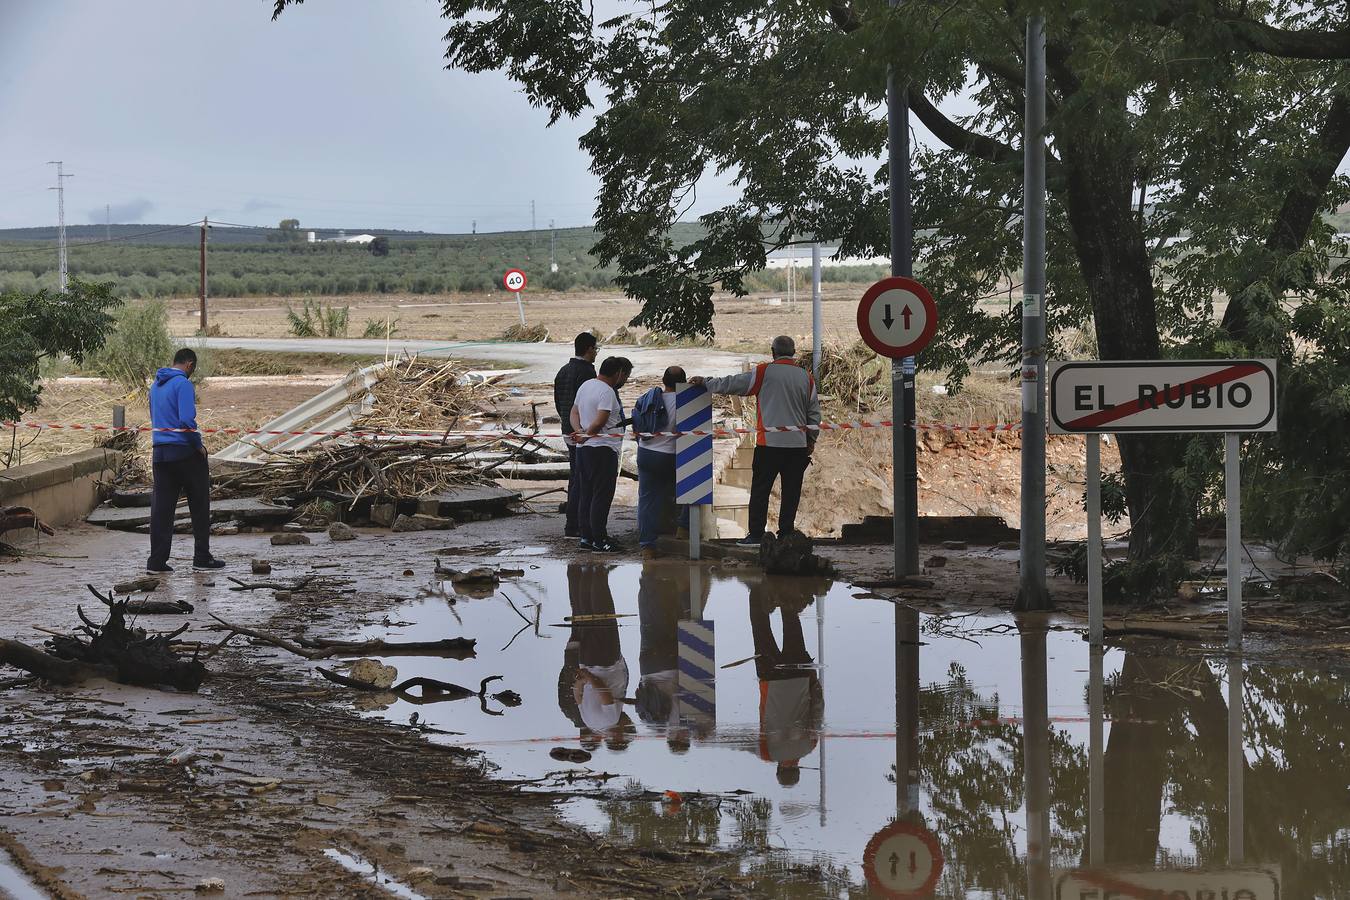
[746,580,823,786]
[559,562,633,751]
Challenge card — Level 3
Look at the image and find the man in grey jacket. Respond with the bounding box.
[692,336,821,545]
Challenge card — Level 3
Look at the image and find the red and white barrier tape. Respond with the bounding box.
[1,420,1021,440]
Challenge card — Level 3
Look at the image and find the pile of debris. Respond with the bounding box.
[350,357,503,433]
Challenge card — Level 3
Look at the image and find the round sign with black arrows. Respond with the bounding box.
[857,276,939,360]
[862,820,943,898]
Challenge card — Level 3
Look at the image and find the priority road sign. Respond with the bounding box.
[863,821,943,898]
[857,276,938,360]
[1049,360,1276,434]
[503,268,527,292]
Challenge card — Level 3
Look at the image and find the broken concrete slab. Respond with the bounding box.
[408,486,521,518]
[392,514,455,533]
[839,515,1020,546]
[271,533,311,546]
[89,497,293,530]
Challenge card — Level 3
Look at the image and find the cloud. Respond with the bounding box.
[241,198,279,213]
[91,198,154,223]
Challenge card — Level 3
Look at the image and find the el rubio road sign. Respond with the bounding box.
[1054,866,1280,900]
[1049,360,1277,434]
[503,268,527,292]
[857,276,939,360]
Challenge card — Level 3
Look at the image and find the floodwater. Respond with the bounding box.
[350,555,1349,898]
[0,847,45,900]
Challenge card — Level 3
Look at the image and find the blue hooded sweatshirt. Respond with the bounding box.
[149,367,203,462]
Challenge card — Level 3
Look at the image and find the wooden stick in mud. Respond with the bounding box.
[208,615,476,660]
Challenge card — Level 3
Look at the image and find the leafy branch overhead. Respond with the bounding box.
[270,0,1350,571]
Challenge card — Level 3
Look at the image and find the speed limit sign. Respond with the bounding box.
[503,269,527,292]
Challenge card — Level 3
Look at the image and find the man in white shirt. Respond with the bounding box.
[569,356,633,552]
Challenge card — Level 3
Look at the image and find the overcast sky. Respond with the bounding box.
[0,0,685,233]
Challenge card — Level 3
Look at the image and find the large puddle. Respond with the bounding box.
[346,555,1348,898]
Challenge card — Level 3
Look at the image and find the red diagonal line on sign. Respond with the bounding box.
[1064,362,1264,430]
[1071,869,1158,899]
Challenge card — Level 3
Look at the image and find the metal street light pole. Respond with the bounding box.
[1016,14,1050,610]
[887,0,919,578]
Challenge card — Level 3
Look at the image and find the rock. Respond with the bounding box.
[274,591,292,602]
[371,502,398,528]
[327,522,356,542]
[451,566,499,585]
[113,576,160,594]
[941,540,968,551]
[996,541,1020,551]
[549,747,593,764]
[347,658,398,689]
[924,555,948,569]
[251,559,272,575]
[760,531,835,577]
[194,878,225,893]
[210,522,239,536]
[392,513,454,533]
[271,533,311,546]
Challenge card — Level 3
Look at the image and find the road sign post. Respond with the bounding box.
[858,276,938,581]
[503,268,527,326]
[675,383,714,560]
[1048,360,1277,647]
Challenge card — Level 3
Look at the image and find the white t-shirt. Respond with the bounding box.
[580,660,630,731]
[642,392,680,454]
[573,378,625,452]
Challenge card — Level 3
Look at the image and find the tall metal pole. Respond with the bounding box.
[1016,15,1050,610]
[105,204,111,242]
[1020,622,1052,898]
[1226,433,1243,648]
[199,217,209,333]
[811,241,823,379]
[1227,652,1244,863]
[47,161,72,292]
[887,0,919,578]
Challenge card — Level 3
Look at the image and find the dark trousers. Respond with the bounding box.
[748,446,810,539]
[576,446,619,544]
[749,588,813,680]
[148,452,212,567]
[636,447,688,547]
[565,444,582,534]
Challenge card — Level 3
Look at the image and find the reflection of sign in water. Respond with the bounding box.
[1054,867,1280,900]
[676,619,715,726]
[863,821,942,898]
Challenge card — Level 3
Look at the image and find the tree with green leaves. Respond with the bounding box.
[273,0,1350,580]
[369,234,390,257]
[0,279,121,422]
[267,218,304,243]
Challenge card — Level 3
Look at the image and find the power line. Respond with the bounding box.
[0,221,202,256]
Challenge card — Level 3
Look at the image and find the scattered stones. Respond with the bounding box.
[941,540,968,551]
[112,576,160,594]
[251,559,272,575]
[270,533,311,546]
[327,522,356,542]
[392,513,455,533]
[347,658,398,689]
[210,522,240,536]
[273,591,292,602]
[924,555,948,569]
[549,747,592,764]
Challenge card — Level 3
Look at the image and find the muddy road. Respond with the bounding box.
[3,506,1348,898]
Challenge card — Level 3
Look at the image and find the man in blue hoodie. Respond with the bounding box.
[146,349,224,574]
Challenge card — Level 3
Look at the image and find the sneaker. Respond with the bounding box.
[735,535,762,547]
[192,558,226,571]
[579,539,595,551]
[145,563,174,575]
[593,540,624,553]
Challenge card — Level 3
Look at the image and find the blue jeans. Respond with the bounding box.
[637,447,688,547]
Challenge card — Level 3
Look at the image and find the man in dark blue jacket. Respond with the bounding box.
[553,332,598,537]
[146,349,224,574]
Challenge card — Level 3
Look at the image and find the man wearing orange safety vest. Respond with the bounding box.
[691,335,821,546]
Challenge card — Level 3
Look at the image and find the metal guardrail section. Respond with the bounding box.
[212,361,392,464]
